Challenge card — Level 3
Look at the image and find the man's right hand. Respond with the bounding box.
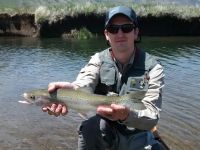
[42,82,78,117]
[42,103,68,117]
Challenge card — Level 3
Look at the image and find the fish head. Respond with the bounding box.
[22,90,50,106]
[23,92,37,104]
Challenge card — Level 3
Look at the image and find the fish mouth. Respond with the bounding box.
[18,93,33,104]
[18,100,31,104]
[23,93,28,99]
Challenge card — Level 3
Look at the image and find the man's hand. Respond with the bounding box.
[97,104,130,121]
[48,81,76,92]
[42,81,78,117]
[42,103,68,117]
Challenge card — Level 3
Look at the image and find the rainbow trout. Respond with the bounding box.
[21,88,146,111]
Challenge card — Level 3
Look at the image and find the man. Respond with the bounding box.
[42,6,165,150]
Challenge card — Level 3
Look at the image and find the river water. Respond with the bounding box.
[0,36,199,150]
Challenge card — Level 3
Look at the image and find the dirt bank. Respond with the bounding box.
[0,14,38,37]
[139,14,200,36]
[0,13,199,37]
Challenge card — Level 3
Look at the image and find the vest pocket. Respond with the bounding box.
[100,65,115,86]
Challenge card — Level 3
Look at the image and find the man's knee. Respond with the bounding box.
[78,115,101,138]
[77,115,118,150]
[151,142,167,150]
[99,119,118,148]
[77,115,102,150]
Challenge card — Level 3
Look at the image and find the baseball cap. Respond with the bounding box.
[105,6,138,28]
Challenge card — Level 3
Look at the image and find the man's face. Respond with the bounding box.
[104,15,139,54]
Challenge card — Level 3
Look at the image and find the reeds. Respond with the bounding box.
[0,1,200,23]
[63,27,94,39]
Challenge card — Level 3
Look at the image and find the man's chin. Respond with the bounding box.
[116,47,128,53]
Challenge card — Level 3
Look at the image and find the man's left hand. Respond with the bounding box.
[97,104,129,121]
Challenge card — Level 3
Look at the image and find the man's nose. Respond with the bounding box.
[117,28,124,36]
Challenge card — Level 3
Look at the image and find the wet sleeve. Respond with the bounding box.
[123,64,165,130]
[72,53,101,92]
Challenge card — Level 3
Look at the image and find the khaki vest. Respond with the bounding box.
[94,48,158,95]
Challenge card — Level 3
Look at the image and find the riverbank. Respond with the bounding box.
[1,3,200,37]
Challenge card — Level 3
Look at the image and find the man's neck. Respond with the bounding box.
[111,48,135,65]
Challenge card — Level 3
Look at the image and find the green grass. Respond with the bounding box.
[133,3,200,19]
[0,1,200,23]
[36,3,200,24]
[63,27,95,39]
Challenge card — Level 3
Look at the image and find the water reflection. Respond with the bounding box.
[0,36,200,150]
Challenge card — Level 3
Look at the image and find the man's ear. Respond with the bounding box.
[134,28,139,41]
[104,29,109,40]
[134,28,141,43]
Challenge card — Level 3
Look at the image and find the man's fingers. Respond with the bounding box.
[42,107,48,112]
[61,105,68,116]
[49,104,68,116]
[96,105,113,119]
[48,87,57,93]
[97,105,113,114]
[48,82,57,92]
[42,102,68,116]
[50,103,57,112]
[110,103,129,121]
[55,104,63,113]
[110,103,125,110]
[42,105,53,112]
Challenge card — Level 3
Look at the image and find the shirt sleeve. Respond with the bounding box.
[123,63,165,130]
[73,53,101,92]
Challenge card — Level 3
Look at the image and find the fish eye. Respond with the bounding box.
[30,95,35,99]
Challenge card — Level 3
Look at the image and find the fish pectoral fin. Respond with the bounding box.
[78,112,88,120]
[34,97,51,106]
[78,110,96,120]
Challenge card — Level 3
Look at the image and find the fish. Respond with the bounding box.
[21,88,146,111]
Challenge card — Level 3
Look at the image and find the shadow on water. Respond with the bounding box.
[0,36,200,149]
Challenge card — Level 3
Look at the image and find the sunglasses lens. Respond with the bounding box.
[106,24,135,34]
[121,24,134,33]
[106,25,119,34]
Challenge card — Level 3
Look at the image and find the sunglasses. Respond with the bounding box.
[106,24,135,34]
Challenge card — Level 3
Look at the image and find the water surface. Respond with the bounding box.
[0,36,199,150]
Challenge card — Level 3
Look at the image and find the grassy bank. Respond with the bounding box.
[1,1,200,38]
[0,1,200,24]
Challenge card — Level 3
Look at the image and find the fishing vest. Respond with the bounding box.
[94,48,158,95]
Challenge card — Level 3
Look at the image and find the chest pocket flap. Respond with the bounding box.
[100,62,116,86]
